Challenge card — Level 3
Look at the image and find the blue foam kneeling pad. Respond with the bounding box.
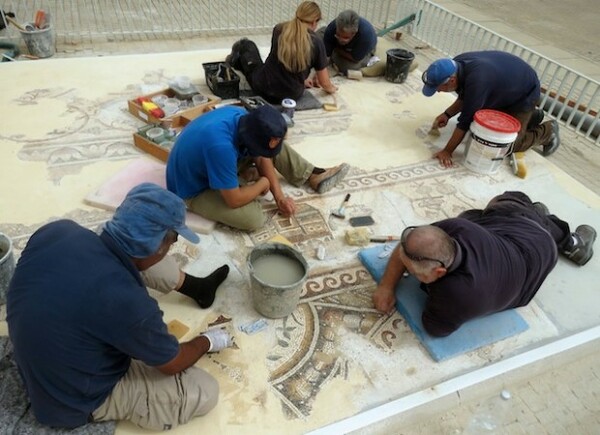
[358,244,529,361]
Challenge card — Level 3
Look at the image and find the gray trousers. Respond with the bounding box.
[186,142,314,231]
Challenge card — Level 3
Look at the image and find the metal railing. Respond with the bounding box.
[0,0,396,43]
[2,0,598,144]
[395,0,600,144]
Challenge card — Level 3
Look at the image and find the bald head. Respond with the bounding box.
[402,225,455,270]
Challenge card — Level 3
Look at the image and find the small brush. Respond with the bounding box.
[332,193,351,218]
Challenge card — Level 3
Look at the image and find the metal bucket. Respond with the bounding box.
[0,233,16,305]
[247,243,308,319]
[19,24,55,58]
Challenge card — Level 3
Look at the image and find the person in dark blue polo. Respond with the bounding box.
[7,183,234,430]
[321,9,378,75]
[421,51,559,168]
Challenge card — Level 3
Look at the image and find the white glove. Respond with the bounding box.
[201,328,233,352]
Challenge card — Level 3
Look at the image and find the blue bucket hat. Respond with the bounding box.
[422,58,457,97]
[103,183,199,258]
[238,105,288,157]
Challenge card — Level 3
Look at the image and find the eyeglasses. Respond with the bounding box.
[421,70,450,88]
[400,226,446,268]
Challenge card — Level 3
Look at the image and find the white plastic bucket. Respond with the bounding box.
[247,243,308,319]
[464,110,521,174]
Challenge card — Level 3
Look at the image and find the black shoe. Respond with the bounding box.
[541,120,560,156]
[532,201,549,216]
[226,38,248,70]
[565,225,596,266]
[527,108,545,130]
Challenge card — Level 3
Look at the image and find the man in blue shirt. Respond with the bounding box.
[421,51,559,168]
[373,191,596,336]
[7,183,234,430]
[167,104,350,231]
[321,10,378,75]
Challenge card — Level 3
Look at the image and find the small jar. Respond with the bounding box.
[281,98,296,119]
[146,127,165,143]
[162,102,179,116]
[151,94,168,107]
[192,94,208,106]
[159,140,175,150]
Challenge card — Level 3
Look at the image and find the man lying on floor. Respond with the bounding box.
[373,191,596,337]
[7,183,234,430]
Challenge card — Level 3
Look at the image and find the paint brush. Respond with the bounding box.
[332,193,351,218]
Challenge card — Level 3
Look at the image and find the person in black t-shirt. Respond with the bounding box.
[226,1,337,103]
[373,191,596,337]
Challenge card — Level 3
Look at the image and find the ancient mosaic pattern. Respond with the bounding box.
[265,263,389,418]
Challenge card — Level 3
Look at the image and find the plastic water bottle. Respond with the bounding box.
[462,390,512,434]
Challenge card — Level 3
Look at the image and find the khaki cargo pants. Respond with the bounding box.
[186,142,313,231]
[92,360,218,431]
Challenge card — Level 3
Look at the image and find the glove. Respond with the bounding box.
[201,328,233,352]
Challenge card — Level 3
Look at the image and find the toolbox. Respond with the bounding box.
[132,104,215,162]
[127,87,219,125]
[202,62,240,99]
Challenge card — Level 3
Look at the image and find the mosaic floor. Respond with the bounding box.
[1,49,599,434]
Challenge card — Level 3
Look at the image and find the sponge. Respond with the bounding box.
[510,152,527,179]
[345,228,371,246]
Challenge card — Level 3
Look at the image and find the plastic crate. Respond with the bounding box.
[202,62,240,99]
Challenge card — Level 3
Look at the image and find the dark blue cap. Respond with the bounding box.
[238,105,288,157]
[104,183,199,258]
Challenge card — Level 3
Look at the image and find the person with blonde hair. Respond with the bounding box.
[227,1,336,103]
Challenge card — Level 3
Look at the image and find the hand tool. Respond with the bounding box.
[331,193,350,218]
[369,235,401,243]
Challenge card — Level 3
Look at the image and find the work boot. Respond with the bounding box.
[527,108,545,130]
[564,225,596,266]
[226,38,249,70]
[541,120,560,156]
[532,201,549,216]
[308,164,350,194]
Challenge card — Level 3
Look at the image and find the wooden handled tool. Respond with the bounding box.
[5,16,25,31]
[369,235,401,243]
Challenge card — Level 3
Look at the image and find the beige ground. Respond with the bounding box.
[1,1,599,434]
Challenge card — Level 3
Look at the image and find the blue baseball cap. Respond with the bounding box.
[104,183,199,258]
[422,58,457,97]
[238,105,288,157]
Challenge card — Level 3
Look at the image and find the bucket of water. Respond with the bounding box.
[247,242,308,319]
[0,233,16,305]
[464,109,521,174]
[384,49,415,84]
[19,24,55,58]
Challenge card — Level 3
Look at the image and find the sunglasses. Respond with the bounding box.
[400,226,446,268]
